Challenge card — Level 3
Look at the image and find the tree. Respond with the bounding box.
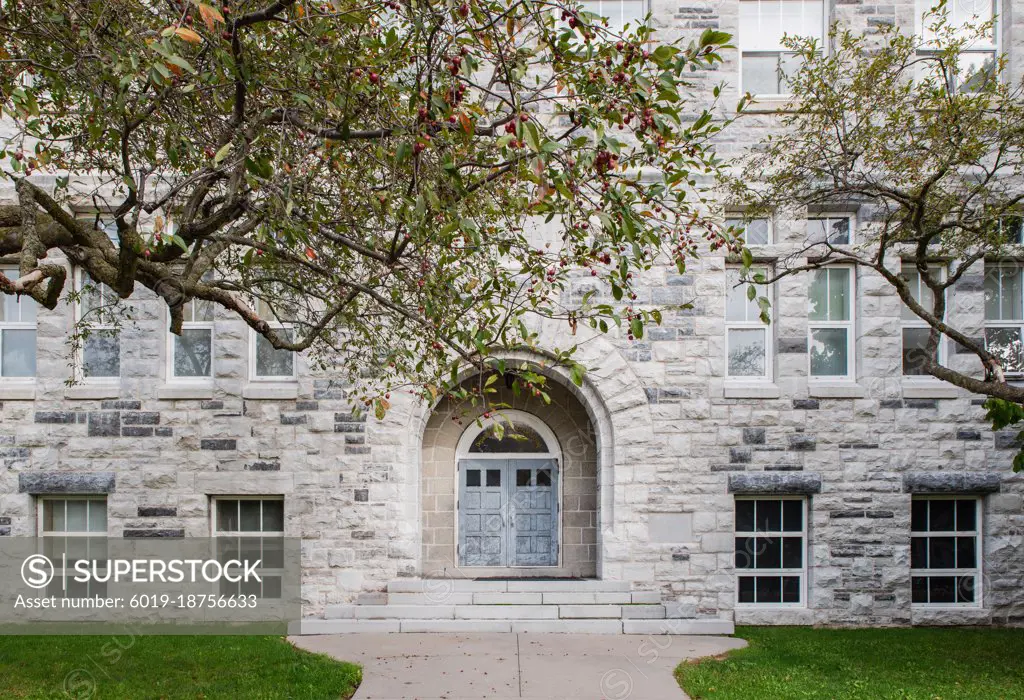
[727,12,1024,467]
[0,0,735,411]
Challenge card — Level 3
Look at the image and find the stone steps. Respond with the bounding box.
[304,579,735,635]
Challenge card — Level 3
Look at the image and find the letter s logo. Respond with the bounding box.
[21,554,54,589]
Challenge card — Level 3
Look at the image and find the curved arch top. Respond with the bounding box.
[456,410,561,460]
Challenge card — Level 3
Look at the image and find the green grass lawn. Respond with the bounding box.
[0,635,361,699]
[677,626,1024,699]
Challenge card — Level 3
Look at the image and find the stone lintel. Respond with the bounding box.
[728,472,822,495]
[903,472,1001,494]
[19,472,115,494]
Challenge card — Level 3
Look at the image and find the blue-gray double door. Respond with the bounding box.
[458,458,558,567]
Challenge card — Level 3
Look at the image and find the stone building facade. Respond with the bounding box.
[1,0,1023,628]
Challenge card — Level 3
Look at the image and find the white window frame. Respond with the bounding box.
[75,267,121,383]
[578,0,650,32]
[735,496,808,608]
[725,215,773,246]
[808,265,856,380]
[37,496,108,597]
[167,297,215,382]
[807,212,855,246]
[248,298,297,382]
[911,495,982,608]
[725,266,774,381]
[983,262,1024,377]
[210,496,285,599]
[900,263,947,379]
[738,0,828,97]
[915,0,999,93]
[0,265,38,381]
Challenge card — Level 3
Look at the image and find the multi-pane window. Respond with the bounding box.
[807,215,852,245]
[213,497,284,598]
[75,213,119,245]
[251,299,295,380]
[725,217,771,246]
[39,497,107,597]
[0,267,37,378]
[808,267,854,378]
[984,264,1024,375]
[580,0,647,31]
[78,270,120,379]
[735,497,806,605]
[916,0,997,92]
[739,0,824,95]
[726,267,772,379]
[911,497,981,605]
[170,296,215,379]
[900,264,944,376]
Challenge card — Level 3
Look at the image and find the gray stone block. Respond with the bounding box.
[34,411,78,424]
[792,399,819,410]
[788,434,817,451]
[200,439,236,450]
[19,472,115,494]
[246,461,280,471]
[728,472,822,495]
[123,412,160,425]
[903,472,1001,494]
[101,400,141,410]
[123,529,184,538]
[138,506,176,517]
[88,412,120,437]
[742,428,766,445]
[778,337,807,353]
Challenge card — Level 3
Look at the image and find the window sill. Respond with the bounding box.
[0,383,36,400]
[724,381,781,399]
[242,382,299,400]
[64,383,120,400]
[741,95,800,114]
[157,383,215,400]
[901,381,960,399]
[807,381,865,398]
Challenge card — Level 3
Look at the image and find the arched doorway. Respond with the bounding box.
[420,373,598,578]
[456,412,561,567]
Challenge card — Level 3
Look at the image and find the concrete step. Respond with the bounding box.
[540,591,633,605]
[385,578,632,594]
[558,604,621,619]
[455,604,558,620]
[299,617,734,635]
[623,619,735,635]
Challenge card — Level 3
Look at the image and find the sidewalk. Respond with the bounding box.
[290,632,746,700]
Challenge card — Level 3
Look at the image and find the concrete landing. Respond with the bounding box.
[290,632,746,700]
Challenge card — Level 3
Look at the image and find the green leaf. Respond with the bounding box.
[213,142,232,165]
[630,317,644,339]
[570,363,585,387]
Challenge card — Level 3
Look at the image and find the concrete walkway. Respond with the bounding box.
[290,633,746,700]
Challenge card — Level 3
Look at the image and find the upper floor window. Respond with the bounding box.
[250,299,295,381]
[916,0,998,92]
[0,268,37,379]
[807,214,853,245]
[900,264,945,376]
[75,212,119,245]
[169,296,214,380]
[808,267,854,378]
[77,269,120,380]
[580,0,647,31]
[739,0,824,96]
[725,217,771,246]
[911,496,980,606]
[726,267,773,379]
[983,263,1024,374]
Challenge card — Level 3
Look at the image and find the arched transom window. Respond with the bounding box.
[456,410,560,459]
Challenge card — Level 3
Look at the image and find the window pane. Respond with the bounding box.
[806,219,830,245]
[930,500,955,531]
[736,500,755,532]
[808,269,828,321]
[44,500,64,532]
[240,501,261,531]
[466,469,481,487]
[782,576,800,603]
[956,499,977,531]
[217,500,238,532]
[929,576,956,604]
[517,469,532,487]
[742,53,783,95]
[735,537,755,569]
[173,329,212,377]
[470,423,549,453]
[66,501,88,532]
[911,499,928,531]
[755,500,782,532]
[262,537,285,569]
[757,538,782,569]
[902,328,936,376]
[956,536,976,569]
[486,469,501,487]
[959,52,996,92]
[728,329,767,377]
[911,537,928,568]
[88,500,107,533]
[827,268,851,320]
[810,327,849,377]
[957,575,976,603]
[782,499,802,532]
[537,469,551,486]
[828,218,850,244]
[738,576,755,603]
[756,576,782,603]
[929,537,956,569]
[262,500,284,532]
[726,271,758,322]
[728,218,770,245]
[782,537,802,569]
[985,327,1024,374]
[1,288,36,323]
[83,331,120,378]
[986,267,1022,320]
[912,576,929,603]
[255,333,294,378]
[2,329,36,377]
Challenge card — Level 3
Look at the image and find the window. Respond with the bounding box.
[735,497,806,605]
[250,299,295,380]
[725,217,771,246]
[916,0,997,92]
[75,212,119,245]
[911,497,981,605]
[213,497,284,598]
[77,269,120,380]
[580,0,647,31]
[808,267,854,378]
[170,296,214,379]
[39,497,107,597]
[984,264,1024,375]
[900,264,945,376]
[0,267,37,378]
[999,216,1023,245]
[726,267,772,379]
[739,0,824,96]
[806,214,852,245]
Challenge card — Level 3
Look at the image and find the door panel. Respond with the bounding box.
[509,458,558,566]
[458,460,506,566]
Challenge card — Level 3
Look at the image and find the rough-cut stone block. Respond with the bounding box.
[246,461,280,472]
[138,506,176,517]
[788,434,817,451]
[200,400,224,410]
[957,429,982,441]
[995,431,1021,449]
[34,411,78,424]
[19,472,115,494]
[778,337,808,353]
[728,472,822,495]
[121,427,153,437]
[354,489,369,502]
[123,412,160,425]
[101,400,141,410]
[123,529,184,538]
[88,412,120,437]
[154,427,173,437]
[903,472,1001,494]
[792,399,819,409]
[200,439,236,450]
[742,428,766,445]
